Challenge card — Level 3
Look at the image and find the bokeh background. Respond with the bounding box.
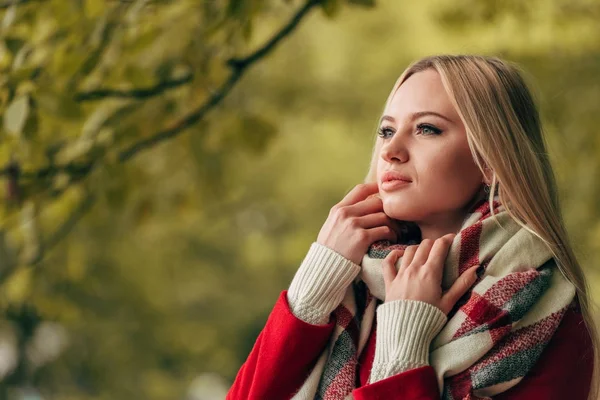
[0,0,598,399]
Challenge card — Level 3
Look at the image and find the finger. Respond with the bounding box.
[365,225,397,243]
[410,239,434,267]
[344,196,384,217]
[358,214,402,242]
[401,245,418,268]
[356,212,395,230]
[338,183,379,207]
[440,264,479,314]
[428,234,455,262]
[427,233,456,279]
[382,250,403,292]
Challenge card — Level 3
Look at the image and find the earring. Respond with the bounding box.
[484,183,491,194]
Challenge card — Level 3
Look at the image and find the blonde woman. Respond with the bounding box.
[227,55,597,399]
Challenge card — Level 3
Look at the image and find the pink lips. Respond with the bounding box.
[381,179,411,191]
[380,171,412,191]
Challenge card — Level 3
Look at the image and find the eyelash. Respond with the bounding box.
[377,123,443,139]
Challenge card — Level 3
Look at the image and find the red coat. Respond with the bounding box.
[227,290,594,400]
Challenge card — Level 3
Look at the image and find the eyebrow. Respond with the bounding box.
[379,111,452,124]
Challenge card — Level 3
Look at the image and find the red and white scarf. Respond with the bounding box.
[292,195,576,399]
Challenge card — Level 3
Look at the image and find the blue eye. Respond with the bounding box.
[377,123,443,139]
[377,126,395,139]
[416,123,442,135]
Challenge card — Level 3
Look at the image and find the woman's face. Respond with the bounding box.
[376,69,484,235]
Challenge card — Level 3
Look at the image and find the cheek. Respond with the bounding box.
[420,147,482,196]
[376,140,482,209]
[376,158,386,178]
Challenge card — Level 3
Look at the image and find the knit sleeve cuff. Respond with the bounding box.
[287,242,361,326]
[369,300,447,383]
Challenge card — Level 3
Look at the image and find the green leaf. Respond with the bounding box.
[4,37,26,55]
[3,94,30,137]
[10,67,40,82]
[23,101,38,139]
[4,266,34,304]
[0,230,17,281]
[321,0,342,18]
[1,5,16,31]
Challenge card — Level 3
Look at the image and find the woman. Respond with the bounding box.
[227,55,598,399]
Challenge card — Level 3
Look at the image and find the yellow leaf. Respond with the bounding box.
[3,94,29,137]
[4,266,33,304]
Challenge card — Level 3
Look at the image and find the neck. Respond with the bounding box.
[416,214,466,241]
[415,189,488,241]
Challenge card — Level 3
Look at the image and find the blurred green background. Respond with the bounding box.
[0,0,598,399]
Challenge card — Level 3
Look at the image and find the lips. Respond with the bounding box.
[380,171,412,192]
[381,171,412,184]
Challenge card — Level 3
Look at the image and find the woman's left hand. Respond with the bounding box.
[382,233,480,315]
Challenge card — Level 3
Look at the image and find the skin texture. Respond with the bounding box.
[382,236,479,310]
[375,69,486,307]
[317,69,487,309]
[376,69,486,242]
[317,182,401,266]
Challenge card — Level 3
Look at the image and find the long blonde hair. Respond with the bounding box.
[364,54,599,399]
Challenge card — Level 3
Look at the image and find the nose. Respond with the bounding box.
[380,134,409,164]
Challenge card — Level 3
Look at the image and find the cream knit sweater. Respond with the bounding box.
[287,242,447,383]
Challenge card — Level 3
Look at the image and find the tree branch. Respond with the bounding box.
[36,192,96,262]
[74,73,193,102]
[66,4,128,92]
[226,0,321,71]
[0,0,322,282]
[13,162,94,181]
[118,0,321,162]
[0,191,96,285]
[0,0,321,179]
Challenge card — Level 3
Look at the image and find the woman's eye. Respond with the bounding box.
[416,123,442,135]
[377,127,395,139]
[377,123,443,139]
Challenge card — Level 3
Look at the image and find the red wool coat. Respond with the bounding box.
[227,290,593,400]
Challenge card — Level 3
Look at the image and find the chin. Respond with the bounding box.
[382,203,415,222]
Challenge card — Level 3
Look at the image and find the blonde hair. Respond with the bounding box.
[364,54,599,399]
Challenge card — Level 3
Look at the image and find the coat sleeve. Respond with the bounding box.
[226,290,336,400]
[228,242,362,400]
[352,306,593,400]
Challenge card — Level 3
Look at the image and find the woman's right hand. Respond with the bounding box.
[317,182,400,265]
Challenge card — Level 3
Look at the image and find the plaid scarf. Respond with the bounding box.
[291,194,576,400]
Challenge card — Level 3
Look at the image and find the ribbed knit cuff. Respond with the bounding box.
[369,300,447,383]
[287,242,361,326]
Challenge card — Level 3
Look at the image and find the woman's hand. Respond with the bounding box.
[382,233,479,315]
[317,182,400,265]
